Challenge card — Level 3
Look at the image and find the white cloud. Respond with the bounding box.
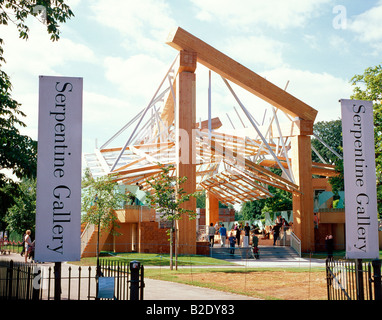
[0,20,98,143]
[1,22,97,77]
[348,1,382,45]
[90,0,177,56]
[329,34,350,54]
[262,67,353,122]
[82,91,135,151]
[191,0,331,30]
[223,35,287,69]
[103,54,169,100]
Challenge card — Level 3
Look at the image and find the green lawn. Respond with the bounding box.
[71,250,382,267]
[302,250,382,260]
[71,252,235,267]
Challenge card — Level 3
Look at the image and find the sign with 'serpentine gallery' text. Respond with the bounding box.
[35,76,83,262]
[341,99,379,260]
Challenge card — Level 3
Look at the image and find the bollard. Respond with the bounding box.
[54,262,62,301]
[372,259,382,300]
[130,260,140,300]
[356,259,364,300]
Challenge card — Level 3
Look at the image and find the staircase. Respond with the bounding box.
[209,245,300,260]
[81,223,112,258]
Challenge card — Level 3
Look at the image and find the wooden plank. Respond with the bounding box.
[260,158,339,177]
[167,27,318,121]
[160,78,176,127]
[101,142,174,153]
[195,117,222,130]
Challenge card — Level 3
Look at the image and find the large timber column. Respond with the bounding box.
[291,119,315,252]
[175,50,197,255]
[206,191,219,228]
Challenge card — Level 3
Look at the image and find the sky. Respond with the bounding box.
[2,0,382,155]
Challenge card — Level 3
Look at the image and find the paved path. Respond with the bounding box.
[144,278,258,300]
[1,250,325,300]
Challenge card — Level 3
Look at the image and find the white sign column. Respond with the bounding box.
[341,99,379,260]
[35,76,83,262]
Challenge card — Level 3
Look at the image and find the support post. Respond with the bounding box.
[291,119,314,253]
[176,50,197,255]
[206,191,219,228]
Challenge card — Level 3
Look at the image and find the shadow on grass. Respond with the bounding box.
[71,252,235,267]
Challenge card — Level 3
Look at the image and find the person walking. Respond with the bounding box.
[208,223,216,247]
[219,224,227,247]
[24,230,32,263]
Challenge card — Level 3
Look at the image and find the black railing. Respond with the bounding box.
[326,259,381,300]
[0,259,144,300]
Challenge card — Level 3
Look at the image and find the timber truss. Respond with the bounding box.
[83,27,339,206]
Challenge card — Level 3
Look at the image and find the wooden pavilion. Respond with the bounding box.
[83,27,339,256]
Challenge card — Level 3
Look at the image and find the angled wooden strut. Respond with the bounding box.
[167,27,318,122]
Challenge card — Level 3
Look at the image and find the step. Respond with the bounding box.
[209,245,299,260]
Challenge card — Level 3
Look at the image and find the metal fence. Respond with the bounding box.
[0,259,144,300]
[326,259,381,300]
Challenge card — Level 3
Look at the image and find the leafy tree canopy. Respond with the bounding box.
[311,119,343,165]
[4,177,36,235]
[0,0,73,230]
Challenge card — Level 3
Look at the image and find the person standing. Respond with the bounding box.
[219,224,227,247]
[325,234,334,260]
[24,230,32,263]
[229,231,236,254]
[272,222,281,246]
[208,223,216,247]
[243,222,250,247]
[235,224,241,247]
[251,230,259,259]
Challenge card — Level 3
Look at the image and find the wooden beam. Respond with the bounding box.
[175,50,197,255]
[206,191,219,227]
[166,27,318,121]
[291,134,314,252]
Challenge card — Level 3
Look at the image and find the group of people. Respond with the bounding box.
[208,222,259,255]
[208,222,251,248]
[269,217,290,245]
[208,217,291,249]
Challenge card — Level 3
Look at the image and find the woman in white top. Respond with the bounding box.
[24,230,32,263]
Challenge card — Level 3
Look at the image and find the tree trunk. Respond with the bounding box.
[175,220,179,270]
[169,221,174,270]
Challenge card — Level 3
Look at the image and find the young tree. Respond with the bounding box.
[81,168,127,265]
[146,163,197,270]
